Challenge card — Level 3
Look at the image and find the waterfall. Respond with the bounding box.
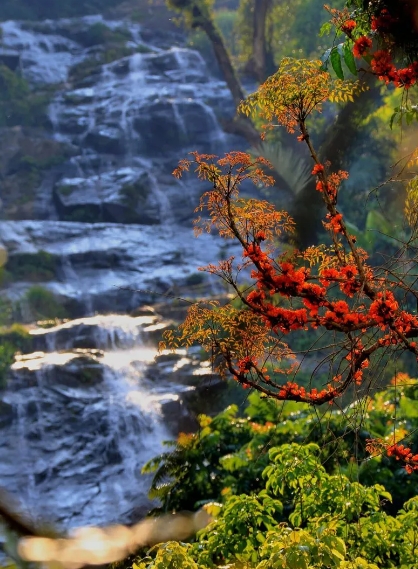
[0,14,240,529]
[1,315,190,529]
[1,20,85,84]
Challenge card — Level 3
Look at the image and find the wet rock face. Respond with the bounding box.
[0,15,237,530]
[0,127,75,220]
[0,314,225,528]
[133,100,222,156]
[0,17,240,291]
[1,20,84,84]
[0,401,15,429]
[10,352,107,389]
[0,17,238,230]
[54,168,160,224]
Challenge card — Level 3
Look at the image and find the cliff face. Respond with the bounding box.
[0,0,125,20]
[0,11,238,530]
[0,15,240,311]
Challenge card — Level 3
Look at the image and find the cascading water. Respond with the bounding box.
[0,14,240,527]
[1,315,206,528]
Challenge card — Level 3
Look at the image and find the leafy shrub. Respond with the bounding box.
[137,440,418,569]
[0,324,32,388]
[0,323,32,353]
[144,381,418,515]
[0,296,13,326]
[23,286,68,321]
[184,273,205,286]
[69,46,134,82]
[0,342,16,389]
[0,65,50,128]
[5,251,57,282]
[77,22,133,47]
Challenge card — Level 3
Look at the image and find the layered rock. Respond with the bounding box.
[0,314,226,528]
[54,167,160,224]
[0,15,236,530]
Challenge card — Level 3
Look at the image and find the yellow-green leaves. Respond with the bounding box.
[239,58,365,132]
[405,175,418,230]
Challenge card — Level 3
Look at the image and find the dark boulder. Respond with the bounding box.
[54,167,160,224]
[85,126,125,155]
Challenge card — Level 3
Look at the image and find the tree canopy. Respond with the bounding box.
[163,0,418,471]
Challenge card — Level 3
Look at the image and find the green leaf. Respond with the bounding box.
[286,550,308,569]
[330,48,344,79]
[220,453,248,472]
[321,48,332,71]
[319,22,332,36]
[389,111,399,130]
[379,490,393,502]
[343,43,357,75]
[365,210,392,235]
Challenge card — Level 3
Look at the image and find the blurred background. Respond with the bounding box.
[0,0,414,538]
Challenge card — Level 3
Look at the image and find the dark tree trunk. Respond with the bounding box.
[244,0,272,82]
[190,3,261,145]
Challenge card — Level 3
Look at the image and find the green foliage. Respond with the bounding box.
[322,42,358,80]
[258,526,348,569]
[134,542,198,569]
[184,273,205,286]
[69,45,135,82]
[235,0,345,72]
[142,406,256,512]
[0,66,50,128]
[195,493,282,566]
[145,379,418,518]
[121,180,150,211]
[23,286,68,321]
[251,141,311,196]
[0,342,16,389]
[77,22,133,47]
[0,323,32,352]
[139,437,418,569]
[264,444,391,526]
[0,295,13,326]
[344,208,404,255]
[5,251,57,282]
[0,324,32,388]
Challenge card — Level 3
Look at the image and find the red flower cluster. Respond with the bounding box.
[301,283,326,317]
[353,369,363,385]
[312,163,325,175]
[324,212,344,234]
[263,305,308,334]
[393,311,418,335]
[339,264,361,296]
[387,444,418,474]
[353,36,372,58]
[368,291,399,328]
[348,2,418,90]
[315,171,348,203]
[237,356,255,374]
[371,50,396,82]
[278,381,338,403]
[371,8,398,34]
[322,300,368,328]
[341,19,356,34]
[370,49,418,89]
